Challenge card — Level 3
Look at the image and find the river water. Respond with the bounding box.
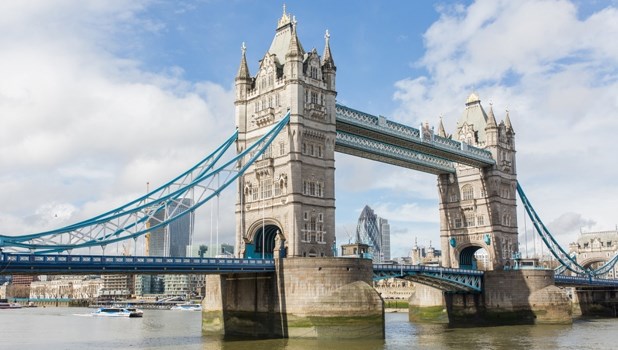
[1,308,617,349]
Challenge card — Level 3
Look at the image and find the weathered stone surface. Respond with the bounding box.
[410,270,573,326]
[202,257,384,339]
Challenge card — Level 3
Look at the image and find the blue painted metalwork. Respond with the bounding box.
[0,112,290,254]
[555,274,618,288]
[335,131,456,174]
[373,263,483,293]
[335,104,495,169]
[517,182,618,277]
[0,253,275,275]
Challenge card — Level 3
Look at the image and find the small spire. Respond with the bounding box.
[236,42,250,80]
[437,115,447,137]
[486,102,498,129]
[505,109,514,132]
[322,29,335,69]
[277,3,292,29]
[286,21,303,58]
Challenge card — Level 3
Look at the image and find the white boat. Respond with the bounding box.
[170,302,202,311]
[91,307,143,318]
[0,302,22,309]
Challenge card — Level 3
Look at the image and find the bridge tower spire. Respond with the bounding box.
[438,93,518,270]
[234,8,337,259]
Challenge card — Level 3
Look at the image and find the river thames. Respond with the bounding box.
[1,307,617,349]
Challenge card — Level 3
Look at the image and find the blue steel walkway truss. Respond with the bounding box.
[335,104,495,175]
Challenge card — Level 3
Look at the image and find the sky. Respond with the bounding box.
[1,0,617,259]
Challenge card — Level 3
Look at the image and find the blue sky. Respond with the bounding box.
[1,0,618,259]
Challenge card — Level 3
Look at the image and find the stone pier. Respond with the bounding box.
[409,269,572,325]
[202,257,384,339]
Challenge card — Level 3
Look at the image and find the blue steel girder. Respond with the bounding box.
[335,131,456,175]
[373,264,483,293]
[554,275,618,288]
[0,253,275,275]
[335,104,495,169]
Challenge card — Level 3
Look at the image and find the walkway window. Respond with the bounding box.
[462,185,474,201]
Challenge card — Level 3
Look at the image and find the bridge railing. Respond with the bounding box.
[554,274,618,287]
[373,263,484,276]
[0,253,274,267]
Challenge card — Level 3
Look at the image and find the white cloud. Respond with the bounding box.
[0,1,236,249]
[390,0,618,255]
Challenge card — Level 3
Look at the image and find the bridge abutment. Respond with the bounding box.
[574,287,618,317]
[202,257,384,339]
[409,270,572,325]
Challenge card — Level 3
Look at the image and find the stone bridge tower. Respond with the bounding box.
[234,8,337,259]
[438,93,518,270]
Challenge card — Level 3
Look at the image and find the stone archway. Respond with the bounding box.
[581,258,607,271]
[244,220,285,259]
[459,245,491,271]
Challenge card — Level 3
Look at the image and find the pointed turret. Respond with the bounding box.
[484,103,499,148]
[286,17,303,59]
[486,103,497,129]
[505,109,514,133]
[437,116,447,138]
[236,42,251,81]
[235,42,252,104]
[322,29,335,69]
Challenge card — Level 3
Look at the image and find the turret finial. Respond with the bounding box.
[241,42,246,55]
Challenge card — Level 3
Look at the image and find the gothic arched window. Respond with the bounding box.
[462,185,474,201]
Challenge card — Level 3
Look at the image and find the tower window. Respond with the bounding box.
[462,185,474,201]
[454,218,463,229]
[260,179,272,199]
[477,215,485,226]
[279,142,285,156]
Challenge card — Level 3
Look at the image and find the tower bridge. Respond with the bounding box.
[1,6,618,338]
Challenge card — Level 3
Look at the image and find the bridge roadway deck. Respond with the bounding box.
[0,253,275,275]
[3,254,618,290]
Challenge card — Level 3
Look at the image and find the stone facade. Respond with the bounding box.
[569,230,618,278]
[202,257,384,338]
[234,7,337,259]
[409,270,572,325]
[438,93,518,270]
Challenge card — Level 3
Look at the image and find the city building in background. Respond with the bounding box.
[355,205,391,262]
[409,238,442,266]
[100,274,135,300]
[570,229,618,278]
[148,198,194,257]
[134,198,195,297]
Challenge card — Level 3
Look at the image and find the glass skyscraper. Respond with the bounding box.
[147,198,194,257]
[355,205,391,262]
